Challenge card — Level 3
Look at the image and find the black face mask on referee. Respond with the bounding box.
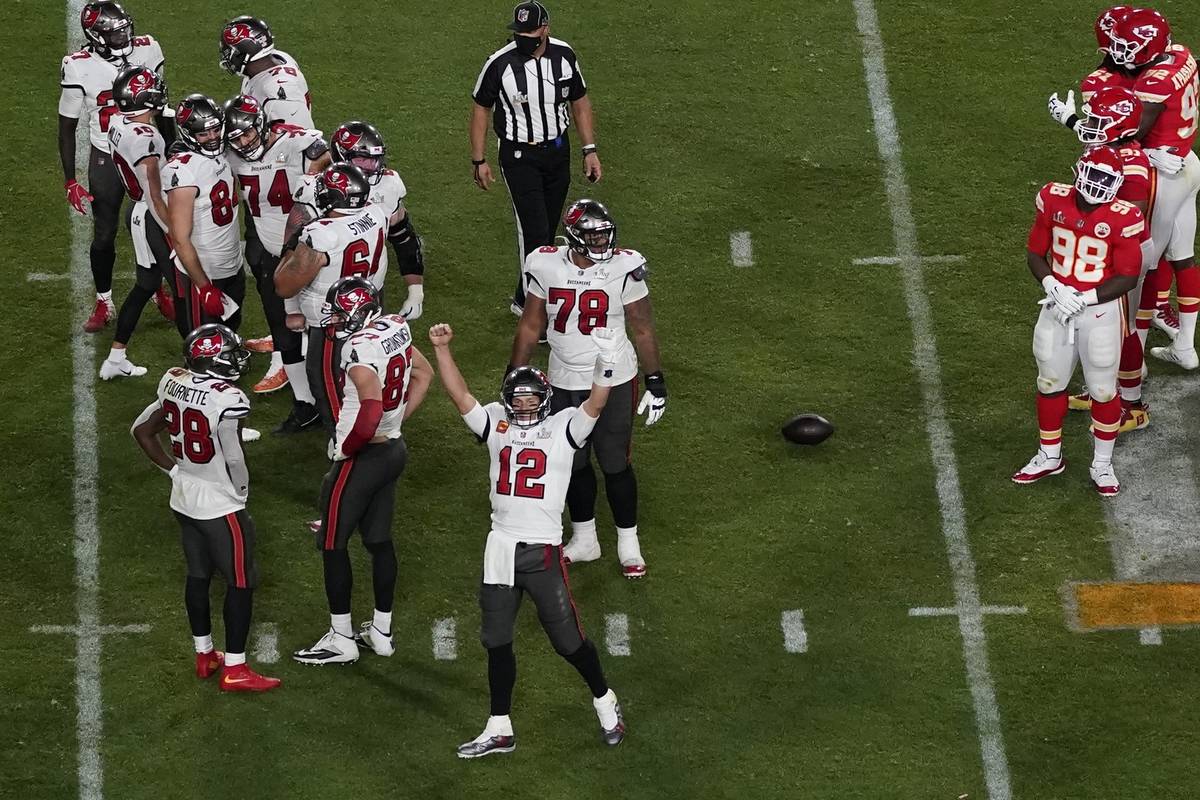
[513,32,543,57]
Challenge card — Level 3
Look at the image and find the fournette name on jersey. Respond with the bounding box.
[59,35,165,152]
[241,50,313,129]
[227,125,324,256]
[333,314,413,459]
[297,205,390,326]
[108,112,166,224]
[162,151,242,279]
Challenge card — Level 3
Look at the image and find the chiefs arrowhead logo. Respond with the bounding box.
[336,128,362,150]
[81,5,100,29]
[335,287,372,313]
[222,22,253,45]
[189,334,222,359]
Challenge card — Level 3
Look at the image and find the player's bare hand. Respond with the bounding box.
[65,179,93,215]
[473,162,494,191]
[428,323,454,347]
[286,313,306,331]
[583,152,602,184]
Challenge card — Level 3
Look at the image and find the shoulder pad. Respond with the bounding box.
[168,366,188,377]
[304,219,340,252]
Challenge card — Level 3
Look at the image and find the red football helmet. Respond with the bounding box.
[1074,145,1126,204]
[1094,6,1132,51]
[1078,86,1143,144]
[1109,8,1171,67]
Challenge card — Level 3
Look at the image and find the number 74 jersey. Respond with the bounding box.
[1027,183,1145,291]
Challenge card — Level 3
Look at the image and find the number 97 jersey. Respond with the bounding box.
[1027,182,1145,291]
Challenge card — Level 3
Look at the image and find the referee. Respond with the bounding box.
[470,1,602,314]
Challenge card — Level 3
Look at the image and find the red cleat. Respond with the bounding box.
[219,663,282,693]
[244,336,274,354]
[153,286,175,322]
[196,650,225,679]
[83,299,114,333]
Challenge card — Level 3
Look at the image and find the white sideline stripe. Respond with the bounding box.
[605,613,630,656]
[28,272,70,282]
[852,3,1012,799]
[852,254,965,266]
[909,606,1027,618]
[432,617,457,661]
[1139,627,1163,646]
[253,623,279,663]
[780,609,808,653]
[729,231,754,267]
[31,624,151,635]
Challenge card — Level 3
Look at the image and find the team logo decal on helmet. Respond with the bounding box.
[337,287,372,313]
[176,104,192,125]
[190,334,222,359]
[325,170,350,194]
[222,22,252,45]
[236,96,260,114]
[81,6,101,28]
[336,129,363,150]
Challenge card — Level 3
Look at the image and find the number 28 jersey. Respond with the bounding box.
[162,151,241,279]
[1027,183,1145,291]
[333,314,413,460]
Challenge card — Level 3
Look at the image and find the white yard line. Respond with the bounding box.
[780,609,808,653]
[28,272,71,282]
[1138,627,1163,646]
[852,254,964,266]
[432,617,457,661]
[31,624,151,635]
[252,622,280,663]
[909,606,1027,618]
[852,2,1012,798]
[729,231,754,267]
[604,613,630,656]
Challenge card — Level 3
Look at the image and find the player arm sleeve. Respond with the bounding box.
[463,401,491,443]
[566,408,598,449]
[215,418,249,499]
[622,261,651,303]
[130,400,161,435]
[388,212,425,276]
[524,258,547,299]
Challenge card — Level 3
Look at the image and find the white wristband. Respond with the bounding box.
[1080,289,1099,305]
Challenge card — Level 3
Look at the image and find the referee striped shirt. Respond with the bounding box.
[472,37,587,145]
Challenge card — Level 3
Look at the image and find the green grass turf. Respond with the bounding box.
[4,1,1200,798]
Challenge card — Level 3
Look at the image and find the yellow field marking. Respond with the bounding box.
[1071,582,1200,630]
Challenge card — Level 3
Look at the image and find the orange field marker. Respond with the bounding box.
[1069,582,1200,630]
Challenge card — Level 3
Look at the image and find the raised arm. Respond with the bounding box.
[428,323,478,414]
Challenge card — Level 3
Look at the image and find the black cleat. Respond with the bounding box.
[273,402,321,435]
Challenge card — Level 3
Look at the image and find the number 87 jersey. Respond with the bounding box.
[1027,182,1145,291]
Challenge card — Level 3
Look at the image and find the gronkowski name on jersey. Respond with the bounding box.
[523,245,648,390]
[162,151,242,279]
[227,125,324,256]
[333,314,413,459]
[1136,44,1199,153]
[297,205,391,326]
[1028,182,1145,291]
[108,112,166,225]
[59,36,165,152]
[241,50,313,129]
[156,367,250,519]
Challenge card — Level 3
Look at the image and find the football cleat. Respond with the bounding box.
[1117,402,1150,433]
[594,694,626,747]
[244,335,274,354]
[293,628,359,665]
[1153,305,1180,339]
[153,286,175,322]
[1090,462,1120,497]
[1149,345,1199,370]
[219,663,282,693]
[617,533,646,579]
[621,559,647,580]
[83,299,115,333]
[562,535,601,565]
[99,358,147,380]
[240,427,262,443]
[457,730,516,759]
[1068,390,1091,411]
[1011,450,1066,484]
[252,363,289,394]
[196,650,224,679]
[354,620,395,657]
[273,401,321,435]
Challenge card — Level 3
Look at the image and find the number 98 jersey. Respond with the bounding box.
[334,314,413,459]
[1027,182,1145,291]
[155,367,251,519]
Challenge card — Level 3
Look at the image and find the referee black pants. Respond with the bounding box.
[499,137,572,307]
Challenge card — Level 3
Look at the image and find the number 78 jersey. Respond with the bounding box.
[1027,183,1144,291]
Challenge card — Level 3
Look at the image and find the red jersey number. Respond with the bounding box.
[210,180,235,226]
[495,446,547,499]
[161,400,216,464]
[237,170,294,217]
[96,89,118,133]
[382,348,411,412]
[112,152,143,201]
[340,228,385,278]
[547,288,609,335]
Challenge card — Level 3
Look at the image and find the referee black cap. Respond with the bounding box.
[508,1,549,32]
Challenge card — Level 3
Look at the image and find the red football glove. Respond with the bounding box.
[198,284,225,317]
[65,179,93,215]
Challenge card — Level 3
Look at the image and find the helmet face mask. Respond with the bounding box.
[177,95,225,156]
[219,16,275,75]
[1077,88,1142,145]
[183,324,250,381]
[1108,9,1171,67]
[501,367,553,428]
[1074,151,1125,205]
[563,199,617,263]
[319,278,381,341]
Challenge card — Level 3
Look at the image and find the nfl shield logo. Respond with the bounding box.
[518,9,529,21]
[561,87,569,98]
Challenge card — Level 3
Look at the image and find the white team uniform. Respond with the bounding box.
[162,151,242,279]
[151,367,250,519]
[108,113,167,267]
[523,246,648,390]
[297,206,391,326]
[333,314,413,459]
[241,50,313,129]
[294,168,406,261]
[227,126,324,257]
[58,36,165,152]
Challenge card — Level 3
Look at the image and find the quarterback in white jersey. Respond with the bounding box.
[510,199,667,578]
[430,321,628,758]
[220,16,313,129]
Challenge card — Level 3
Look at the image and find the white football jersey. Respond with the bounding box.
[227,125,324,256]
[162,151,242,279]
[107,113,167,226]
[297,205,391,326]
[241,50,313,129]
[333,314,414,459]
[58,36,165,152]
[155,367,250,520]
[294,168,407,261]
[524,246,649,390]
[464,403,592,544]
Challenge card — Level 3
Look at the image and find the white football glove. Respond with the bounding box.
[637,390,667,426]
[1041,276,1087,317]
[1048,90,1077,128]
[1147,147,1185,175]
[590,326,623,363]
[400,285,424,320]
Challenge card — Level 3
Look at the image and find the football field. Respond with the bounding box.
[7,1,1200,798]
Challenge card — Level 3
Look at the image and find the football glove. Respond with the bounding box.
[1041,276,1087,317]
[1147,147,1185,175]
[590,326,623,364]
[65,179,93,215]
[638,371,668,426]
[400,285,424,320]
[1048,90,1078,129]
[199,284,225,317]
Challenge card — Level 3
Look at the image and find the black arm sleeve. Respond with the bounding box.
[388,214,425,277]
[58,115,78,181]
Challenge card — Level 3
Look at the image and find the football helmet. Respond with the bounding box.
[219,16,275,75]
[223,94,268,160]
[314,163,370,216]
[176,94,224,155]
[1077,86,1142,145]
[501,367,553,428]
[1074,146,1126,205]
[563,198,617,262]
[331,121,387,183]
[320,277,382,340]
[81,1,133,59]
[1094,6,1132,51]
[1109,8,1171,68]
[113,66,166,114]
[184,324,250,381]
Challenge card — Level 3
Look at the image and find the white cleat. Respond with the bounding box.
[240,427,262,443]
[593,690,626,746]
[292,628,359,665]
[562,536,601,565]
[99,358,147,380]
[617,533,647,579]
[1011,449,1065,485]
[1152,305,1180,339]
[354,620,395,657]
[1149,345,1199,370]
[457,728,516,759]
[1089,462,1120,497]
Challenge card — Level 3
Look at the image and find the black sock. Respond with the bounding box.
[184,576,211,637]
[604,465,638,529]
[364,540,397,615]
[322,549,353,615]
[113,284,157,346]
[562,639,608,699]
[90,242,116,295]
[567,462,598,523]
[223,586,253,654]
[487,643,517,716]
